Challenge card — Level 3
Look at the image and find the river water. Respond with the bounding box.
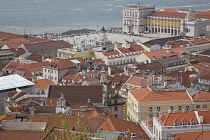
[0,0,209,34]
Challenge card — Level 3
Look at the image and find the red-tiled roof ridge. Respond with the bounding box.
[104,117,116,132]
[150,11,187,19]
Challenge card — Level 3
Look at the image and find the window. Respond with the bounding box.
[178,106,182,111]
[191,122,196,125]
[203,105,207,108]
[157,106,161,111]
[149,113,153,118]
[196,105,200,109]
[114,114,118,118]
[166,133,172,139]
[149,107,153,111]
[182,122,188,125]
[114,99,117,104]
[114,106,118,111]
[174,122,179,126]
[186,105,190,110]
[170,106,174,110]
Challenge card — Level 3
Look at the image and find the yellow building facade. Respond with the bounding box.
[57,47,94,60]
[145,16,181,36]
[127,87,193,122]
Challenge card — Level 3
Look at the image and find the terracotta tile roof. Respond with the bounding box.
[197,111,210,124]
[159,55,182,63]
[0,31,24,40]
[7,91,28,100]
[88,71,99,74]
[191,62,210,71]
[196,13,210,19]
[90,58,105,68]
[23,40,73,57]
[123,75,149,89]
[69,102,94,108]
[100,117,149,139]
[144,36,189,48]
[164,70,197,87]
[62,73,77,79]
[118,47,131,53]
[33,106,56,114]
[47,57,85,69]
[43,127,91,140]
[103,50,120,56]
[189,38,210,45]
[160,9,210,19]
[28,115,106,133]
[137,62,165,71]
[48,85,103,104]
[129,45,145,52]
[198,49,210,56]
[0,115,7,121]
[0,63,7,71]
[10,48,26,57]
[72,110,102,117]
[150,11,187,18]
[45,98,58,106]
[34,79,55,90]
[46,59,75,69]
[171,131,210,140]
[193,91,210,101]
[26,54,46,62]
[196,55,210,63]
[0,130,44,140]
[163,9,178,12]
[5,61,49,72]
[158,112,198,126]
[61,73,99,84]
[107,74,130,90]
[130,87,192,102]
[144,49,179,60]
[0,38,28,47]
[198,68,210,80]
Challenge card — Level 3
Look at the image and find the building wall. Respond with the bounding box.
[123,4,210,37]
[127,90,193,122]
[186,43,210,53]
[123,3,155,34]
[127,91,139,122]
[58,49,94,60]
[151,117,210,140]
[108,97,125,120]
[146,17,181,36]
[43,67,59,83]
[136,53,151,63]
[138,100,193,121]
[193,101,210,111]
[0,51,13,64]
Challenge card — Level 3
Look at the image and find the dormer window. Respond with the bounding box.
[191,122,196,125]
[174,122,180,126]
[182,122,188,125]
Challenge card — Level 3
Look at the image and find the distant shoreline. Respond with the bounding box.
[62,29,96,35]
